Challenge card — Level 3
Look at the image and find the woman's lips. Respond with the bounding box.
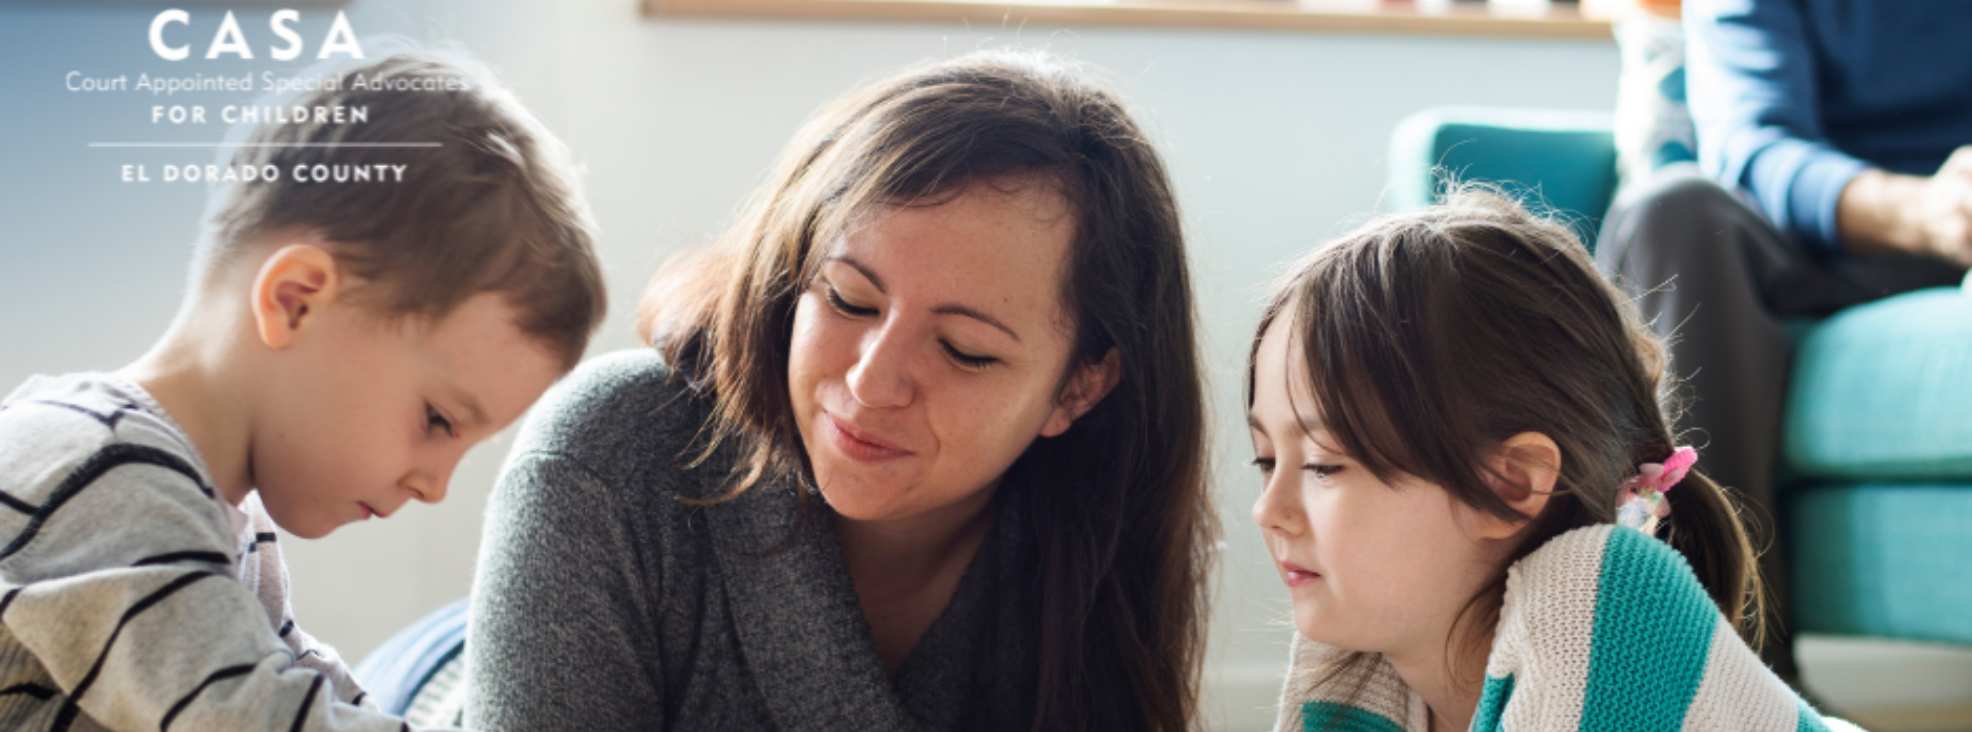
[1278,560,1322,588]
[358,501,379,520]
[825,414,912,462]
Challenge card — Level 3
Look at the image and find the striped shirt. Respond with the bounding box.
[0,372,425,731]
[1273,525,1861,732]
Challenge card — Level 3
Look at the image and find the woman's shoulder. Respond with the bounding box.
[508,348,717,488]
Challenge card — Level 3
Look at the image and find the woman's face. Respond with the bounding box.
[788,177,1106,529]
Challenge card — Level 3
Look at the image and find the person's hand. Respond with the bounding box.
[1913,146,1972,266]
[1839,147,1972,267]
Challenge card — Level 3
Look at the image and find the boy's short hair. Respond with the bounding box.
[202,52,605,368]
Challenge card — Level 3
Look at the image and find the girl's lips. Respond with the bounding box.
[825,414,912,462]
[358,502,379,520]
[1278,561,1322,588]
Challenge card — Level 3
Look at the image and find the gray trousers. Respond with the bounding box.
[1594,166,1964,678]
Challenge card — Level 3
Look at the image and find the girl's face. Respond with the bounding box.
[1247,312,1507,657]
[787,178,1113,531]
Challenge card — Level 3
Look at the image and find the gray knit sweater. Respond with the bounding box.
[465,349,1037,731]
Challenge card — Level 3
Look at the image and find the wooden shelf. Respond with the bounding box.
[643,0,1615,41]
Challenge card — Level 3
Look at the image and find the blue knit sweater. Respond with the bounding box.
[1685,0,1972,251]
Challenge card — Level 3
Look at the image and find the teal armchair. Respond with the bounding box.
[1388,108,1972,647]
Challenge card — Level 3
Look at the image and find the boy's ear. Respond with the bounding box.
[1040,348,1121,438]
[250,244,341,351]
[1468,431,1561,540]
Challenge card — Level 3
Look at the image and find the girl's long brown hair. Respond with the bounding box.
[638,51,1216,731]
[1248,186,1766,703]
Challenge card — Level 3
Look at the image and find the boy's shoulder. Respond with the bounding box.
[0,372,215,495]
[0,372,235,580]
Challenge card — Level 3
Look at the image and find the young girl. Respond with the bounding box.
[1248,189,1859,731]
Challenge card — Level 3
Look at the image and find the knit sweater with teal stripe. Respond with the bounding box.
[1273,525,1862,731]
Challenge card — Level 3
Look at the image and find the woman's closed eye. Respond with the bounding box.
[824,282,1000,370]
[941,341,997,370]
[824,286,878,318]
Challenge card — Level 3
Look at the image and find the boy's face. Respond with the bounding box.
[251,290,564,539]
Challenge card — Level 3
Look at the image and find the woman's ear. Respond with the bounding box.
[1468,431,1561,539]
[250,243,341,350]
[1040,348,1121,438]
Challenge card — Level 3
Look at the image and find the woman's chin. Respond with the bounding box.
[814,476,905,522]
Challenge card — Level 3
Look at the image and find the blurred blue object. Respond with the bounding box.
[354,598,468,718]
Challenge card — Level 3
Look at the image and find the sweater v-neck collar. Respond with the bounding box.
[707,479,1007,730]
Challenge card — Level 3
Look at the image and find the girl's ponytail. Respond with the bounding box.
[1664,468,1769,648]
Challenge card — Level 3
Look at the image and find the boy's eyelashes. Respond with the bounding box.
[424,403,457,438]
[818,282,1001,370]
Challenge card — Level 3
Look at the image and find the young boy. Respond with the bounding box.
[0,53,605,730]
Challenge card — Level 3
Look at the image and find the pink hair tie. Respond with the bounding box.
[1615,445,1697,536]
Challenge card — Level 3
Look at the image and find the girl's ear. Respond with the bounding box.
[1468,431,1561,539]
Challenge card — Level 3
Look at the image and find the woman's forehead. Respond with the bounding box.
[824,186,1076,319]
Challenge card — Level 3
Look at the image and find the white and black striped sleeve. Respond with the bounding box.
[0,444,446,731]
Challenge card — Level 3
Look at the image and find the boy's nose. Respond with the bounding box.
[402,470,449,505]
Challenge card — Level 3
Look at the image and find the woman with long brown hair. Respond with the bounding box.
[467,50,1216,730]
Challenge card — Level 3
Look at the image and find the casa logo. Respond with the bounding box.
[149,9,364,62]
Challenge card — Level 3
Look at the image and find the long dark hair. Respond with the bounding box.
[1248,187,1765,699]
[638,50,1216,731]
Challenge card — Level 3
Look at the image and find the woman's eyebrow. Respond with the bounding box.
[824,255,888,293]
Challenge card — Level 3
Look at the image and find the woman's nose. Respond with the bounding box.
[845,323,915,409]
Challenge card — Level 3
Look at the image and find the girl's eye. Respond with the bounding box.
[824,287,878,318]
[425,405,457,438]
[1251,457,1276,475]
[1305,464,1344,479]
[942,341,998,370]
